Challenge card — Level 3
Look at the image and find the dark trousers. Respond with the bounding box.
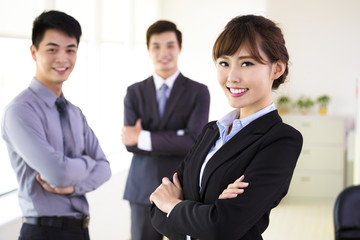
[130,202,163,240]
[18,223,90,240]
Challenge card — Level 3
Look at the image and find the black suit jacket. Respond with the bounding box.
[123,73,210,204]
[150,110,303,240]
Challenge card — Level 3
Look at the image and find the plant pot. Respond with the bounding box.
[278,106,289,115]
[319,106,327,115]
[300,107,309,115]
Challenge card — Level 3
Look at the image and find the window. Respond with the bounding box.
[0,0,160,196]
[0,37,34,195]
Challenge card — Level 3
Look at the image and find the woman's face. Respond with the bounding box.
[216,45,283,118]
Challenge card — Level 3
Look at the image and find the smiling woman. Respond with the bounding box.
[149,15,303,240]
[215,46,285,118]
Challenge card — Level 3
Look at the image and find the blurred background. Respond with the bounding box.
[0,0,360,239]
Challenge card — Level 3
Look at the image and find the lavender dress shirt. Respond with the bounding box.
[1,78,111,218]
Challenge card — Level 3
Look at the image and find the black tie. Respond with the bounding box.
[55,96,75,157]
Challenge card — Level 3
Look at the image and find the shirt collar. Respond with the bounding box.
[153,70,180,91]
[29,78,60,108]
[217,103,276,133]
[240,103,276,128]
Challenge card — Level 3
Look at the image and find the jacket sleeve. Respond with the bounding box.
[123,85,150,155]
[151,126,302,240]
[150,122,215,240]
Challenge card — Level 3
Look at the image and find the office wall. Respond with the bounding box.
[159,0,360,182]
[267,0,360,118]
[158,0,267,120]
[265,0,360,183]
[159,0,360,122]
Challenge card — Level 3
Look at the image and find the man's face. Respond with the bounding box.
[31,29,78,91]
[148,31,181,79]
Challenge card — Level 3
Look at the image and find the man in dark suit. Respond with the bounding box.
[121,20,210,240]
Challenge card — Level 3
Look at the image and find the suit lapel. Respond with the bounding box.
[146,77,161,123]
[159,74,186,128]
[187,124,219,201]
[199,111,282,199]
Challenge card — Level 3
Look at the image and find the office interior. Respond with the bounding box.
[0,0,360,239]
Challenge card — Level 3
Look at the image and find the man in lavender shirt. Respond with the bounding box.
[1,10,111,240]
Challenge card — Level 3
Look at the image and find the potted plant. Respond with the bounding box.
[316,95,330,115]
[296,96,314,115]
[276,96,291,115]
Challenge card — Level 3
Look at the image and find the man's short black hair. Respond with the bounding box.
[146,20,182,49]
[32,10,82,49]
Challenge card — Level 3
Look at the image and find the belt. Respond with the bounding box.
[22,216,90,229]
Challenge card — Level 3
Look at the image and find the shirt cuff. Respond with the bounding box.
[137,130,152,151]
[166,206,175,218]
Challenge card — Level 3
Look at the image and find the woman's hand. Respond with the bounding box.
[219,175,249,199]
[150,172,183,214]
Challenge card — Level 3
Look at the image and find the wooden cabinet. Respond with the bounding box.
[281,115,345,201]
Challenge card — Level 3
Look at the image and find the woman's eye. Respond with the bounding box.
[218,61,229,67]
[242,61,254,67]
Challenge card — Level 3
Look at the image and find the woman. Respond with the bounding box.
[149,15,303,240]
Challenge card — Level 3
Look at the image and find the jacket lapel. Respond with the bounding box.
[199,111,282,199]
[159,74,186,128]
[146,77,161,123]
[187,124,219,201]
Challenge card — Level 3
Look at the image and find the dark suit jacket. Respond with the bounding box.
[150,110,303,240]
[123,73,210,204]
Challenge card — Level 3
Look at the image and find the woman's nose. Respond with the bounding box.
[227,67,241,82]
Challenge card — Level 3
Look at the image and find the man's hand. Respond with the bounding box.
[150,173,183,214]
[121,119,143,146]
[218,175,249,199]
[36,174,74,195]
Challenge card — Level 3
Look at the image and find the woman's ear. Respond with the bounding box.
[272,61,286,80]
